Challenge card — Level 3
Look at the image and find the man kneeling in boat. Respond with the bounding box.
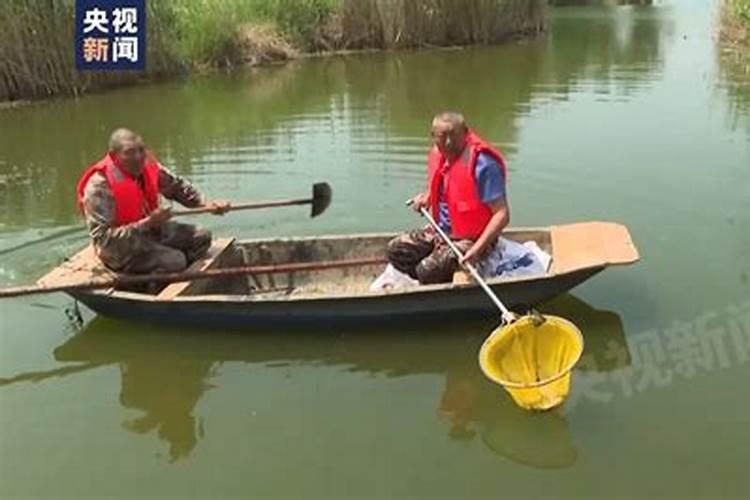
[387,112,509,284]
[77,128,230,274]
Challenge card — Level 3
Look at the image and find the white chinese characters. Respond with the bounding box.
[113,8,138,34]
[82,8,109,34]
[79,4,143,68]
[113,37,139,63]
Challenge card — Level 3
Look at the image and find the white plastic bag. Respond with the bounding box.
[369,264,419,292]
[369,237,551,290]
[477,238,551,279]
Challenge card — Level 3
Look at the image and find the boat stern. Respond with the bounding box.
[550,222,640,275]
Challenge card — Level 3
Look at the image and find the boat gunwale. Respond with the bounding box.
[71,227,609,303]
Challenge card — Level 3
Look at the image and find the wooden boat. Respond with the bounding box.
[37,221,639,327]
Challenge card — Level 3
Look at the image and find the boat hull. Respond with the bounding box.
[70,267,604,328]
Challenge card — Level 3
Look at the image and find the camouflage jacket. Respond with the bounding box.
[81,165,204,270]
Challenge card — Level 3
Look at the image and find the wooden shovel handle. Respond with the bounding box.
[171,198,312,217]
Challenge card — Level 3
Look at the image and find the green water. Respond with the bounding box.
[2,1,750,497]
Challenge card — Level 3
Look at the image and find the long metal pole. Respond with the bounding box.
[416,205,516,324]
[0,256,385,299]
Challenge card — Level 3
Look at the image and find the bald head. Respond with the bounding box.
[108,128,146,174]
[431,112,467,159]
[109,128,141,152]
[432,112,466,131]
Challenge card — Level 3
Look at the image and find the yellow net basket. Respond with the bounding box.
[479,315,584,411]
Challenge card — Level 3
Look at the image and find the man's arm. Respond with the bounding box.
[461,198,510,264]
[157,166,204,208]
[158,164,231,214]
[461,152,509,263]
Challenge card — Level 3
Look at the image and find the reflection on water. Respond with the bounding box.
[0,2,668,241]
[437,294,631,468]
[481,405,578,469]
[438,364,582,470]
[719,47,750,134]
[2,294,629,466]
[119,360,215,462]
[544,294,631,371]
[543,5,667,92]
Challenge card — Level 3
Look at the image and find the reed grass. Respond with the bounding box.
[0,0,545,102]
[333,0,545,49]
[724,0,750,44]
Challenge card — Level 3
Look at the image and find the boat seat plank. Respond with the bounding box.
[550,222,639,275]
[157,237,235,300]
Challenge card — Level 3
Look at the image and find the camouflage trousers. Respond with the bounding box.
[101,221,212,274]
[386,227,474,284]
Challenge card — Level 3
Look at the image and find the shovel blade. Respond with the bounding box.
[311,182,332,218]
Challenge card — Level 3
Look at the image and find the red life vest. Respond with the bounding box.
[76,152,161,226]
[428,130,508,240]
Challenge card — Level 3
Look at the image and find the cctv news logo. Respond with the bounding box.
[75,0,146,71]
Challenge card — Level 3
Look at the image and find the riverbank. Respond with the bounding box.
[0,0,545,103]
[721,0,750,120]
[722,0,749,46]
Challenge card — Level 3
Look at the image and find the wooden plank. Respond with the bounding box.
[157,238,235,300]
[550,222,639,275]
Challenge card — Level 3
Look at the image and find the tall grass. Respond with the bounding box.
[0,0,545,102]
[548,0,653,5]
[0,0,182,101]
[0,1,82,100]
[730,0,750,24]
[720,0,750,124]
[335,0,545,49]
[258,0,337,46]
[170,0,336,65]
[722,0,749,46]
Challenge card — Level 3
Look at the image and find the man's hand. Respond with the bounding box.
[204,200,232,215]
[460,243,484,266]
[144,207,172,228]
[460,199,509,266]
[409,192,430,212]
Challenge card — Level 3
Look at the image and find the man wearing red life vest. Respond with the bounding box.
[77,128,230,274]
[387,112,510,284]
